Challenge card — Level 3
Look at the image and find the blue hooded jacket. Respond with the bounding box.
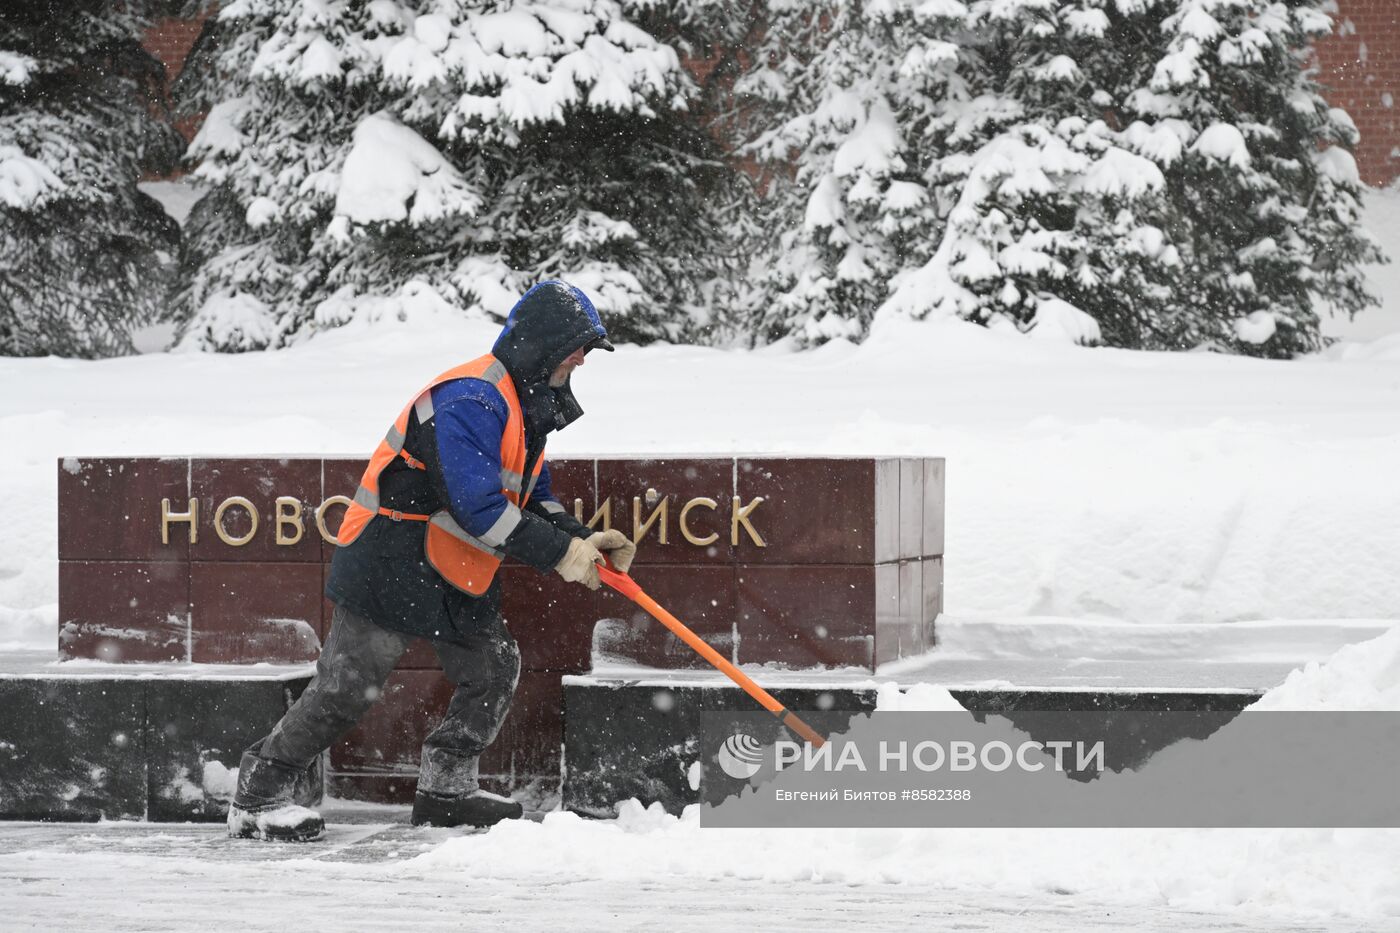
[325,281,612,643]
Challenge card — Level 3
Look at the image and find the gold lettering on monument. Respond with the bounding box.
[574,497,612,532]
[572,495,766,546]
[633,494,669,545]
[732,496,766,547]
[214,496,258,547]
[161,497,198,545]
[679,497,719,546]
[163,490,768,548]
[274,496,305,546]
[315,495,351,545]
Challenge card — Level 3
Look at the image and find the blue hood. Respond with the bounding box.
[491,281,613,433]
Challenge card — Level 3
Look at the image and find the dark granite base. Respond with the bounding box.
[563,684,879,817]
[562,681,1262,817]
[0,679,147,821]
[0,674,314,822]
[146,678,320,821]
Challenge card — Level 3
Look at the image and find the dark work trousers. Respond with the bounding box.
[257,603,521,797]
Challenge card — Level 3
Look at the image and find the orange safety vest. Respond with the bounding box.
[337,354,544,596]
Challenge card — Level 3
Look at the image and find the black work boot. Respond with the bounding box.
[411,788,523,828]
[226,746,325,843]
[412,753,522,828]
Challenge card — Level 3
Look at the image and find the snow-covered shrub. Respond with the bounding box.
[173,0,751,351]
[746,0,1382,356]
[0,1,184,357]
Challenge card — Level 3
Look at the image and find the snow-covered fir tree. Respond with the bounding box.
[880,0,1178,349]
[746,0,1381,355]
[0,1,184,357]
[626,0,768,342]
[174,0,751,351]
[1110,0,1382,354]
[740,0,944,344]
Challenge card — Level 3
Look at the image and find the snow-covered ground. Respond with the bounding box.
[0,824,1356,933]
[4,624,1400,930]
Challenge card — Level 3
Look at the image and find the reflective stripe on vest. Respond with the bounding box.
[336,353,544,596]
[413,391,434,424]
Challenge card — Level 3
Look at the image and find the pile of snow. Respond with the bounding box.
[1026,297,1102,345]
[1323,330,1400,363]
[402,630,1400,921]
[873,681,965,710]
[410,803,1400,921]
[1251,624,1400,711]
[201,760,238,801]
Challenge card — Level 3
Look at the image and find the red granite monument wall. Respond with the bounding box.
[57,455,944,802]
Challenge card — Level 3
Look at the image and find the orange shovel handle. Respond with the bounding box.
[597,561,826,747]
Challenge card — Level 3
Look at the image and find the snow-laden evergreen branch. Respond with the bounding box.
[0,1,186,357]
[743,0,1383,355]
[174,0,754,351]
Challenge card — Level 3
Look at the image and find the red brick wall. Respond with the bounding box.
[142,3,1400,186]
[142,8,216,143]
[1313,0,1400,186]
[143,11,212,83]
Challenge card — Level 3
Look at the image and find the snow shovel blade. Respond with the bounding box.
[596,560,826,747]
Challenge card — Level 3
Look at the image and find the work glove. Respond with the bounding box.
[587,528,637,574]
[555,536,604,590]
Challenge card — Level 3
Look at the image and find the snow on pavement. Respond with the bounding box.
[0,824,1352,933]
[3,619,1400,930]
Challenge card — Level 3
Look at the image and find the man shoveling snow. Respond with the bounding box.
[228,281,635,842]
